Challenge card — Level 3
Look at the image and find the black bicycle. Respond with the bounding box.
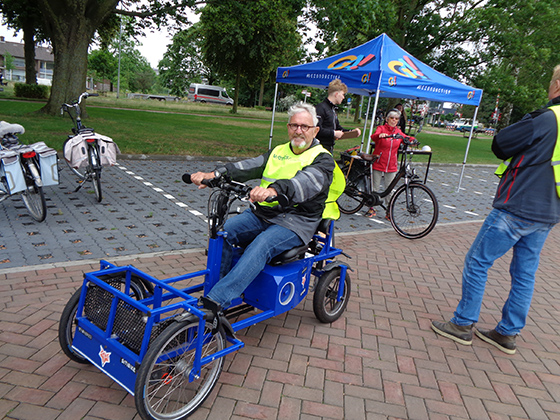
[337,134,439,239]
[61,92,105,202]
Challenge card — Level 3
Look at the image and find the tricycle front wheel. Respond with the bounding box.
[313,267,351,323]
[135,320,225,420]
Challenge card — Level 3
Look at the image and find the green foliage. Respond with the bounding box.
[88,49,118,90]
[88,33,157,94]
[158,26,208,97]
[13,82,49,99]
[470,0,560,125]
[3,52,15,71]
[199,0,304,112]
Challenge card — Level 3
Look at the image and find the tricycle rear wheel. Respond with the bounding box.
[135,320,225,420]
[313,267,351,323]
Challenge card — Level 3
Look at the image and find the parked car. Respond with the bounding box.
[187,84,233,105]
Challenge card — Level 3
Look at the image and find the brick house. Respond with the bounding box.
[0,36,54,85]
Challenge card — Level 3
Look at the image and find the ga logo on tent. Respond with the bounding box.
[388,56,429,80]
[328,54,376,71]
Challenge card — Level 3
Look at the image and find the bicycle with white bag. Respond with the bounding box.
[61,92,120,202]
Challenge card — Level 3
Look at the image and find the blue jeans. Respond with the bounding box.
[451,209,553,336]
[207,209,303,307]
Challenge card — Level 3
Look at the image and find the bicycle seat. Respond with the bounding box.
[269,243,309,265]
[0,121,25,137]
[269,219,332,265]
[358,153,379,162]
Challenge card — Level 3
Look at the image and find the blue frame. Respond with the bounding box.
[70,220,349,396]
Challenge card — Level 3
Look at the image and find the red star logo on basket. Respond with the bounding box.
[99,345,111,367]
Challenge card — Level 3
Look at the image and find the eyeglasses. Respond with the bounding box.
[388,117,399,120]
[287,123,314,132]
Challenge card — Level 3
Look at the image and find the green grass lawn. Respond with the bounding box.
[0,97,498,164]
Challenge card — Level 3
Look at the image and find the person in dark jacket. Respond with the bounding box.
[395,103,407,133]
[315,79,360,153]
[431,65,560,355]
[191,102,336,308]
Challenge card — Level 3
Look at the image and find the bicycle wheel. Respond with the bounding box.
[58,279,148,364]
[89,147,102,202]
[21,170,47,222]
[389,183,438,239]
[337,170,367,215]
[313,267,351,323]
[135,320,225,420]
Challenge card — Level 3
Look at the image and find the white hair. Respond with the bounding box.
[288,102,318,126]
[387,109,401,119]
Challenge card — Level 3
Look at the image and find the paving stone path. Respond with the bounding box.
[1,158,495,271]
[2,158,559,419]
[1,220,559,419]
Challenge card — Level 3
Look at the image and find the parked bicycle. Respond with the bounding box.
[61,92,119,202]
[0,122,58,222]
[337,134,438,239]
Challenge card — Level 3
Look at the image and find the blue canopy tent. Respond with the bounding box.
[270,33,483,190]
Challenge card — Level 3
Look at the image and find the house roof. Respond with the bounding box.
[0,39,54,62]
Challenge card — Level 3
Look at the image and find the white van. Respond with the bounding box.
[188,84,233,105]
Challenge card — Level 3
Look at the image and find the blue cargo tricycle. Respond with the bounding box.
[58,173,352,420]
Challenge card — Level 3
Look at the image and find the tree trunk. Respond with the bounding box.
[232,68,241,114]
[258,78,265,107]
[22,22,37,85]
[36,0,118,115]
[352,94,360,123]
[40,30,92,115]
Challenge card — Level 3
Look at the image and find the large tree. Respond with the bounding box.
[470,0,560,126]
[199,0,303,113]
[31,0,198,115]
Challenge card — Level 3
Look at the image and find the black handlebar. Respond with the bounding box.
[388,133,419,147]
[183,173,289,208]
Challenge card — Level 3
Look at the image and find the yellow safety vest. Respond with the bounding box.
[495,105,560,198]
[259,142,345,219]
[551,106,560,197]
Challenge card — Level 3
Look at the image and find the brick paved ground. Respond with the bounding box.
[1,221,559,420]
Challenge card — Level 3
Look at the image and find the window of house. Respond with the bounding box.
[39,61,54,79]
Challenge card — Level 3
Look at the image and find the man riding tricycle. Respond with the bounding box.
[58,102,352,420]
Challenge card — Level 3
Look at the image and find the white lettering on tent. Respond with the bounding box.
[416,85,451,95]
[305,73,338,80]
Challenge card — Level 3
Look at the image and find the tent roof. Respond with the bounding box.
[276,33,482,106]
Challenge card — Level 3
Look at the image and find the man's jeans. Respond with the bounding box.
[451,208,553,336]
[207,209,303,307]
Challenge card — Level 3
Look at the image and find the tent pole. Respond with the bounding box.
[269,83,279,150]
[457,105,480,192]
[360,96,372,153]
[366,92,381,154]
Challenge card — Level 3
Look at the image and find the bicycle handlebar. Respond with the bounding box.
[183,173,289,207]
[387,134,419,147]
[60,92,99,115]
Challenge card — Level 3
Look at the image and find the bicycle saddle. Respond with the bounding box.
[358,152,380,162]
[269,243,309,265]
[0,121,25,137]
[269,219,332,265]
